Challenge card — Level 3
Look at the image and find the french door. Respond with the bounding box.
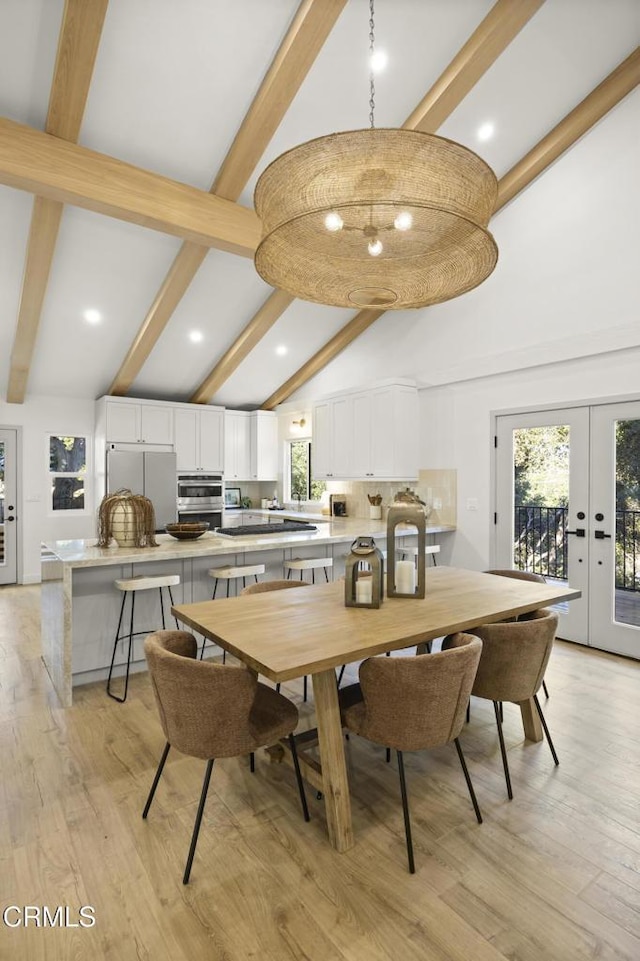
[0,428,18,586]
[495,402,640,658]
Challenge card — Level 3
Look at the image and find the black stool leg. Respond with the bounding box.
[494,700,513,799]
[159,587,166,629]
[287,569,292,580]
[107,590,127,701]
[107,590,135,703]
[167,585,178,629]
[454,738,482,823]
[397,750,415,873]
[212,579,218,600]
[289,734,310,822]
[324,566,329,583]
[542,679,550,698]
[142,741,171,818]
[254,574,259,584]
[183,759,214,884]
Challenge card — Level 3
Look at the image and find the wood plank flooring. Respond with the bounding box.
[0,584,639,960]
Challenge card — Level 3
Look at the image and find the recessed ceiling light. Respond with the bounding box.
[275,345,288,356]
[370,49,388,73]
[189,330,204,343]
[83,308,102,325]
[477,122,495,142]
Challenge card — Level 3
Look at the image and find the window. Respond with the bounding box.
[288,440,326,502]
[49,436,87,511]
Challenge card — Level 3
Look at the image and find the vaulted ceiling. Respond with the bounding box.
[1,0,638,409]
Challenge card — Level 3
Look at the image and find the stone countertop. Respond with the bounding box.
[43,518,455,570]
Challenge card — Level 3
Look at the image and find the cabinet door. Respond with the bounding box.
[174,408,199,471]
[199,409,224,472]
[251,413,278,480]
[370,387,396,477]
[351,392,373,477]
[224,412,250,479]
[106,402,139,443]
[331,396,352,477]
[392,387,419,479]
[140,405,173,445]
[312,402,332,478]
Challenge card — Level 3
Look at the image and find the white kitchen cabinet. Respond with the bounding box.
[312,383,418,481]
[249,411,278,480]
[175,406,224,472]
[105,400,173,445]
[224,411,251,480]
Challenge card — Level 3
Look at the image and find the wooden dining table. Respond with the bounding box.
[172,566,580,853]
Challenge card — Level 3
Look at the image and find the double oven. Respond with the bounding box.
[177,473,223,529]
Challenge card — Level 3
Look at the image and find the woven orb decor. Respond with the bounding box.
[254,128,499,310]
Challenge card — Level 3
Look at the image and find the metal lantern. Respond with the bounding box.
[387,504,427,598]
[345,536,384,609]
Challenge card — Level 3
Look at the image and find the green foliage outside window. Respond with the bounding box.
[289,440,326,501]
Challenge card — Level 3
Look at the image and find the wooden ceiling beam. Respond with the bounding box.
[108,0,347,397]
[6,0,109,404]
[496,45,640,211]
[189,289,295,405]
[0,117,260,255]
[404,0,545,133]
[262,49,639,410]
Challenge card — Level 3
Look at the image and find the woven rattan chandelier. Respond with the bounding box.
[254,1,498,310]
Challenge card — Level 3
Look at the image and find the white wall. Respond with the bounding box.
[1,394,96,583]
[420,348,640,571]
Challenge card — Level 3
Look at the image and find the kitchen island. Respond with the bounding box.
[41,518,454,706]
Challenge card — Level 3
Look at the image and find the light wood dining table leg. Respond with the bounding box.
[518,697,543,741]
[312,669,354,852]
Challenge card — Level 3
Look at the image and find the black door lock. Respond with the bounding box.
[594,530,611,539]
[566,528,585,537]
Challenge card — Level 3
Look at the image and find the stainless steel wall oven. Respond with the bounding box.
[177,473,223,529]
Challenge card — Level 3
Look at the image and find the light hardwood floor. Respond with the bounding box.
[1,584,639,961]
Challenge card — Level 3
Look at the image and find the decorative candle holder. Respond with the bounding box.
[387,504,427,598]
[345,536,384,608]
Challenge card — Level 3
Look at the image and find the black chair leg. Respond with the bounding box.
[288,734,310,822]
[466,702,470,724]
[249,752,255,773]
[453,738,482,824]
[336,664,346,687]
[183,759,214,885]
[386,747,391,763]
[493,700,513,800]
[542,679,550,699]
[534,694,559,766]
[396,750,415,874]
[142,741,171,818]
[303,675,308,702]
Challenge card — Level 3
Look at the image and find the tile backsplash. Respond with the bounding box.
[325,470,457,525]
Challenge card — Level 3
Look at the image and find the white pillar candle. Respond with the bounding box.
[395,560,416,595]
[355,577,373,605]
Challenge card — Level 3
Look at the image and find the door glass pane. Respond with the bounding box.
[615,419,640,626]
[513,426,570,581]
[0,441,5,565]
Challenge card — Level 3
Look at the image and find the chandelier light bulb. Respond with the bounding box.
[324,211,344,231]
[394,211,413,231]
[367,237,383,257]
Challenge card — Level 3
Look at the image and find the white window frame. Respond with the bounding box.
[47,433,90,515]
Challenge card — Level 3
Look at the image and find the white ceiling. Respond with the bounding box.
[0,0,638,408]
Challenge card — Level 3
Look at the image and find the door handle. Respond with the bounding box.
[6,516,15,522]
[566,528,585,537]
[594,530,611,539]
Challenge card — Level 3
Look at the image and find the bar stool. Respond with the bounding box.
[397,544,440,566]
[284,557,333,583]
[201,563,266,662]
[107,573,180,703]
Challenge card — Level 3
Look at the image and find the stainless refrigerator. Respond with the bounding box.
[106,445,177,531]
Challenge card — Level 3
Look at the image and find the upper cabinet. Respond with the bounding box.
[97,397,224,471]
[250,411,278,480]
[105,400,173,445]
[312,383,418,481]
[224,411,251,481]
[175,407,224,472]
[224,410,278,481]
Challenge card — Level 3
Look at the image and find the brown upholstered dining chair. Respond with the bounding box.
[143,630,309,884]
[339,633,483,873]
[447,608,559,800]
[485,569,550,698]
